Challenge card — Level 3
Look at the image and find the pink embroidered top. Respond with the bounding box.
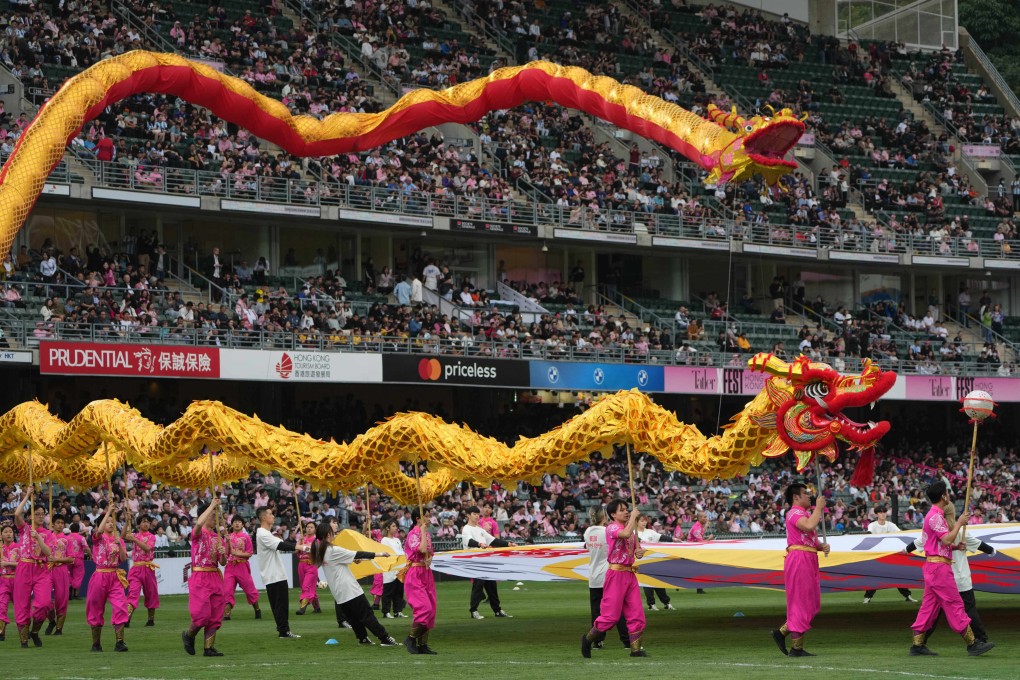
[298,534,315,564]
[1,541,19,575]
[67,533,87,563]
[130,531,156,563]
[404,525,433,564]
[688,521,706,542]
[785,506,821,549]
[48,532,70,568]
[93,533,125,569]
[17,524,51,562]
[605,521,638,566]
[191,529,222,569]
[921,505,953,560]
[227,531,253,565]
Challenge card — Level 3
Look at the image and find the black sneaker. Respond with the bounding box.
[909,645,938,656]
[91,643,102,652]
[403,636,419,654]
[581,633,593,659]
[222,614,231,621]
[417,644,437,655]
[204,647,224,657]
[359,638,375,645]
[592,641,604,650]
[771,629,789,656]
[494,610,512,618]
[115,641,128,652]
[53,629,63,636]
[630,649,648,657]
[789,648,815,657]
[30,633,42,648]
[21,641,29,648]
[380,637,399,647]
[45,622,56,636]
[279,632,301,639]
[296,606,307,616]
[124,620,131,628]
[0,631,5,642]
[182,631,196,656]
[254,610,262,620]
[145,620,155,627]
[967,640,994,656]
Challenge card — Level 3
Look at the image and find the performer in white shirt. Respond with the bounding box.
[380,520,408,619]
[461,506,512,619]
[253,507,302,639]
[635,515,675,611]
[583,507,629,649]
[862,508,917,604]
[906,503,995,647]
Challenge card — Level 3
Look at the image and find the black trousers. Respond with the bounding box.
[927,589,988,643]
[863,587,912,599]
[339,594,390,642]
[643,587,671,606]
[381,580,405,615]
[265,580,290,635]
[589,587,629,644]
[469,579,501,614]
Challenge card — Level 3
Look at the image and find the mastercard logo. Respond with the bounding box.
[418,358,442,381]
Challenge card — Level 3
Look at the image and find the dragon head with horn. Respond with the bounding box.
[747,353,896,475]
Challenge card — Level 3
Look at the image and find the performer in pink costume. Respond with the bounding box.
[181,500,227,657]
[67,523,90,600]
[403,508,438,655]
[296,521,321,615]
[86,504,130,652]
[124,514,160,627]
[771,482,829,657]
[0,524,20,642]
[369,526,384,609]
[908,481,994,657]
[13,490,52,648]
[44,515,74,636]
[581,499,648,659]
[686,511,714,594]
[222,516,261,621]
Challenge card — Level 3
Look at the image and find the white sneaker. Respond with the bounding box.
[648,604,659,611]
[471,611,485,620]
[280,631,301,639]
[384,613,395,619]
[395,612,408,618]
[380,637,399,647]
[906,596,918,603]
[863,597,872,604]
[495,610,513,618]
[665,604,676,611]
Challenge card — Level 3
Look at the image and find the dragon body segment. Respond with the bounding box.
[0,354,893,502]
[0,51,804,258]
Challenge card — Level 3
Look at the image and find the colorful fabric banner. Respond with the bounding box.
[429,524,1020,594]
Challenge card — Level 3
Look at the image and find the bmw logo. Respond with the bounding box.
[637,369,649,387]
[593,368,605,385]
[547,366,559,384]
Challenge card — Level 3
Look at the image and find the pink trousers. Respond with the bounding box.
[85,571,130,626]
[70,560,85,589]
[912,562,971,634]
[14,562,52,626]
[595,569,645,636]
[404,566,437,629]
[0,575,13,623]
[371,573,384,598]
[223,562,259,607]
[188,570,224,632]
[298,562,319,605]
[784,550,820,635]
[50,565,69,616]
[127,565,160,610]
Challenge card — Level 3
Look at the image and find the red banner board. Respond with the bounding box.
[40,341,220,378]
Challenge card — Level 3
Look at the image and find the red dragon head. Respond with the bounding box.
[747,353,897,471]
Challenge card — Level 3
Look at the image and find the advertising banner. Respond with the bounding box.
[39,341,219,379]
[383,355,530,387]
[219,349,382,383]
[529,362,664,392]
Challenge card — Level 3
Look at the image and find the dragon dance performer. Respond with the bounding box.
[462,506,513,620]
[296,521,321,615]
[380,520,408,620]
[582,499,648,659]
[44,514,74,636]
[125,514,160,627]
[367,525,384,611]
[182,500,227,657]
[311,521,399,646]
[253,507,302,639]
[906,501,995,649]
[67,522,90,600]
[636,515,675,611]
[0,524,19,641]
[403,508,438,655]
[222,516,261,621]
[686,511,714,594]
[13,490,52,648]
[87,504,130,652]
[771,483,829,657]
[907,481,994,657]
[862,507,916,604]
[583,506,630,650]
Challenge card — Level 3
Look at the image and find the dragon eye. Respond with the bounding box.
[804,383,829,400]
[744,124,754,132]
